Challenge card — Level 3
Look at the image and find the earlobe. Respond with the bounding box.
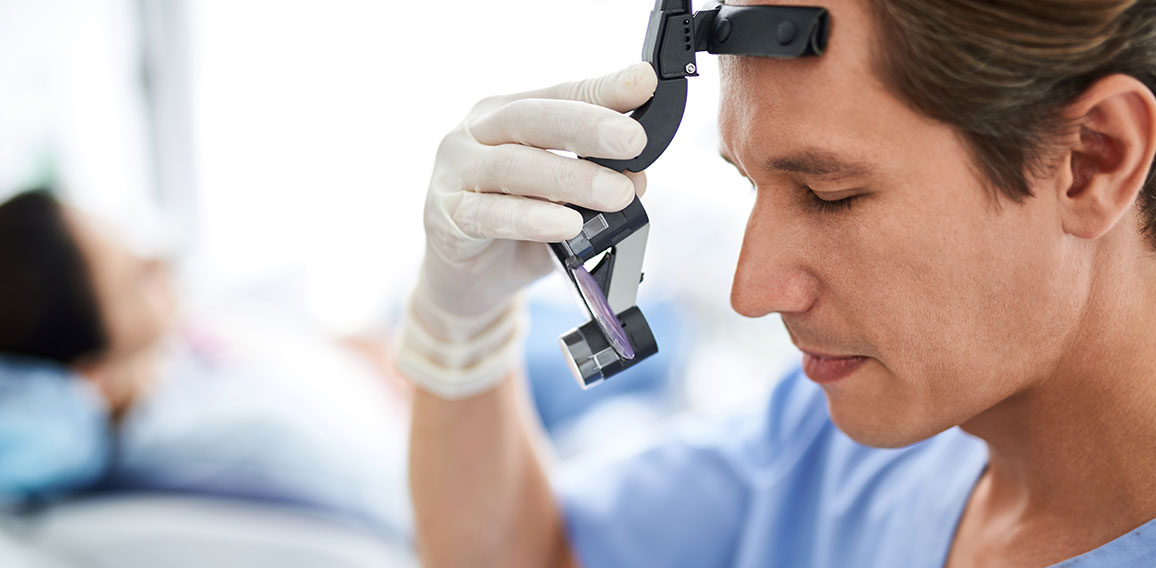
[1059,74,1156,240]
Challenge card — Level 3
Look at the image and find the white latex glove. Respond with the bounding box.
[396,63,658,399]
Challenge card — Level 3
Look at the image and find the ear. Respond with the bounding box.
[1056,74,1156,240]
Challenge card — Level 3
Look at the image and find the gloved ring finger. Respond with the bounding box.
[468,99,647,160]
[450,192,583,242]
[467,144,636,212]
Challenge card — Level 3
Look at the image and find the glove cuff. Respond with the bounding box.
[394,285,528,399]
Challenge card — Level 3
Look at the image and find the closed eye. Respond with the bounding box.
[740,173,862,214]
[803,185,858,213]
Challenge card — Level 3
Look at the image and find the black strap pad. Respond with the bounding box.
[695,3,828,58]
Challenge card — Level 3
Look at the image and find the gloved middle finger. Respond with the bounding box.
[467,99,647,160]
[466,144,636,212]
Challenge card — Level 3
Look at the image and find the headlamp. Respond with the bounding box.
[553,0,829,388]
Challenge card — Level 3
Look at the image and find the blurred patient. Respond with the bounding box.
[0,189,411,538]
[0,190,175,418]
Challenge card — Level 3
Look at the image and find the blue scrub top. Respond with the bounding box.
[555,368,1156,567]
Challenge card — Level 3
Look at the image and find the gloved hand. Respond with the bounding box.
[396,63,658,399]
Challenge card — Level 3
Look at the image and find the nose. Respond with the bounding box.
[729,197,819,318]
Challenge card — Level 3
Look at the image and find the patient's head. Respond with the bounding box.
[0,190,175,412]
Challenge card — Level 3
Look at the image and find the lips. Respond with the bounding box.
[801,350,868,383]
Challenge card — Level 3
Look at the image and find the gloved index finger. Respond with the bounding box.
[520,62,658,113]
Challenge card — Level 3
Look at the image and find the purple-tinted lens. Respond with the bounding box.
[571,264,635,360]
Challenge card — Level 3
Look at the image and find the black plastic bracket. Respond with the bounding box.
[588,0,828,174]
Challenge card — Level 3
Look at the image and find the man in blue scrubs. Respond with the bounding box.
[398,0,1156,566]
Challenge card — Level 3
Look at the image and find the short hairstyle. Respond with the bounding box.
[871,0,1156,247]
[0,190,108,365]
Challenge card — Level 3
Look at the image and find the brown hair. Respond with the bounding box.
[870,0,1156,246]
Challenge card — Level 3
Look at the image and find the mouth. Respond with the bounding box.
[800,350,868,384]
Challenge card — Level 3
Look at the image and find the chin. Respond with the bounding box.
[824,395,953,449]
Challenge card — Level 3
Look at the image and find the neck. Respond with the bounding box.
[960,241,1156,533]
[76,347,161,423]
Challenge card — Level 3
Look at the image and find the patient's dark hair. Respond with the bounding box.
[0,190,107,365]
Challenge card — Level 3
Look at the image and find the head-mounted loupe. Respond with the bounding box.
[551,0,829,389]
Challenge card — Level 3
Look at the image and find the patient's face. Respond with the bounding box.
[65,209,176,369]
[719,0,1084,447]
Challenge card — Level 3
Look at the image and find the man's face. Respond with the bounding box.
[719,0,1086,447]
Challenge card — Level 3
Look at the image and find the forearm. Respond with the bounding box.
[409,370,572,568]
[403,62,656,568]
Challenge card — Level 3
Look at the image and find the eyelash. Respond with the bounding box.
[745,180,859,213]
[803,187,857,214]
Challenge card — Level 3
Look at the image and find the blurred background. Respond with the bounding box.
[0,0,798,565]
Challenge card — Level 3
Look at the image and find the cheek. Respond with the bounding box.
[102,296,146,356]
[144,270,178,335]
[100,277,174,357]
[853,201,1075,403]
[814,176,1082,440]
[132,272,177,348]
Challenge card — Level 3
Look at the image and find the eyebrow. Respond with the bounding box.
[719,148,872,180]
[765,150,871,179]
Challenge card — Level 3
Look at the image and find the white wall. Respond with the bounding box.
[0,0,158,245]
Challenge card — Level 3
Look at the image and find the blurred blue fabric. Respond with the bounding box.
[0,355,111,504]
[1,318,413,540]
[0,298,683,543]
[103,337,413,540]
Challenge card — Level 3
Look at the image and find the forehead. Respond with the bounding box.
[717,0,937,173]
[62,207,133,277]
